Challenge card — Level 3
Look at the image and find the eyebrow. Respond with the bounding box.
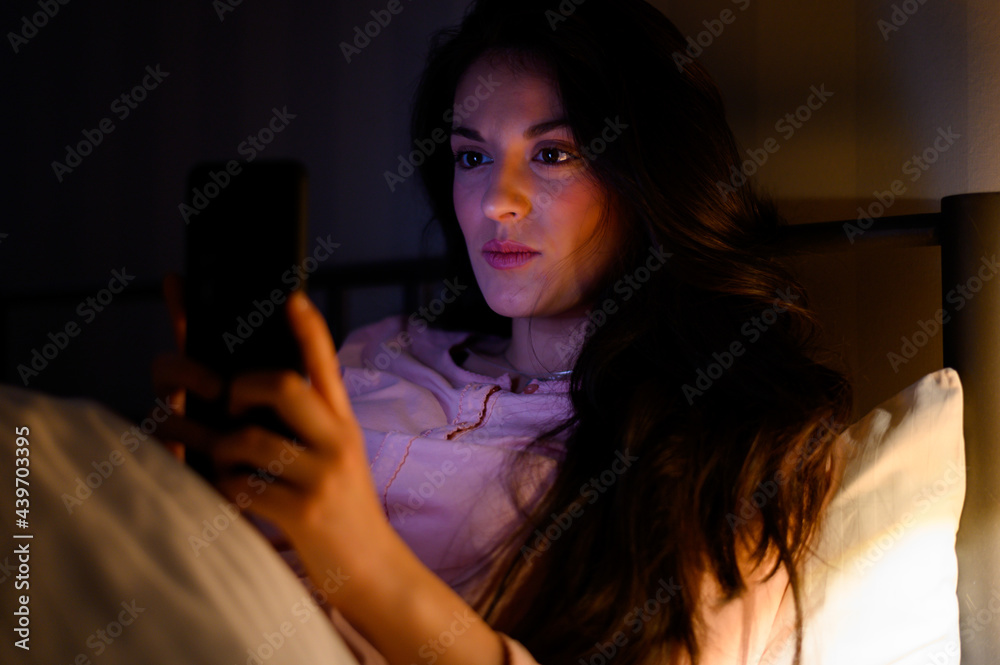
[450,118,570,142]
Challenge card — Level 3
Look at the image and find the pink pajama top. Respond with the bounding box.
[336,314,571,663]
[331,315,792,665]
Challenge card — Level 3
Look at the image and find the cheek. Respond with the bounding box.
[451,175,468,208]
[550,183,605,243]
[452,182,481,243]
[452,174,478,210]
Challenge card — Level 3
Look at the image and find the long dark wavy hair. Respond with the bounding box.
[412,1,853,663]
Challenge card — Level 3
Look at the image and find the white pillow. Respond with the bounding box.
[762,368,966,664]
[0,386,358,665]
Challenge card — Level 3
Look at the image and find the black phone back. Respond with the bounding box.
[183,160,308,453]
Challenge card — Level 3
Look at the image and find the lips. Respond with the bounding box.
[481,239,540,270]
[482,239,538,253]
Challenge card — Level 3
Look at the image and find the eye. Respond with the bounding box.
[454,151,492,169]
[534,146,578,165]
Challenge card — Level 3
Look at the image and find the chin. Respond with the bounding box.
[481,291,537,319]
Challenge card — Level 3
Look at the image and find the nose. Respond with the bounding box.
[481,158,531,224]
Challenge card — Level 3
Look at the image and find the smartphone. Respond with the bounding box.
[182,160,308,480]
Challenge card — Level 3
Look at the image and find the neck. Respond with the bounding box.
[504,312,586,377]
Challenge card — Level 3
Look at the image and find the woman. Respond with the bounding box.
[158,0,852,663]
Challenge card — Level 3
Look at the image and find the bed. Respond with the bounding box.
[0,192,996,664]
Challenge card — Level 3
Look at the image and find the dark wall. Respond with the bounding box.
[2,1,470,419]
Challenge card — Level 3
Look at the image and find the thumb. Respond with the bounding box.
[286,291,353,417]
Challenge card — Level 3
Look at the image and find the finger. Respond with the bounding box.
[156,410,220,455]
[162,441,185,462]
[148,389,187,460]
[227,370,348,454]
[151,353,224,403]
[210,426,312,484]
[214,471,303,525]
[164,387,186,420]
[286,291,353,416]
[162,272,187,351]
[162,387,185,416]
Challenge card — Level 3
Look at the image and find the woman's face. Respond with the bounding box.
[450,54,618,320]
